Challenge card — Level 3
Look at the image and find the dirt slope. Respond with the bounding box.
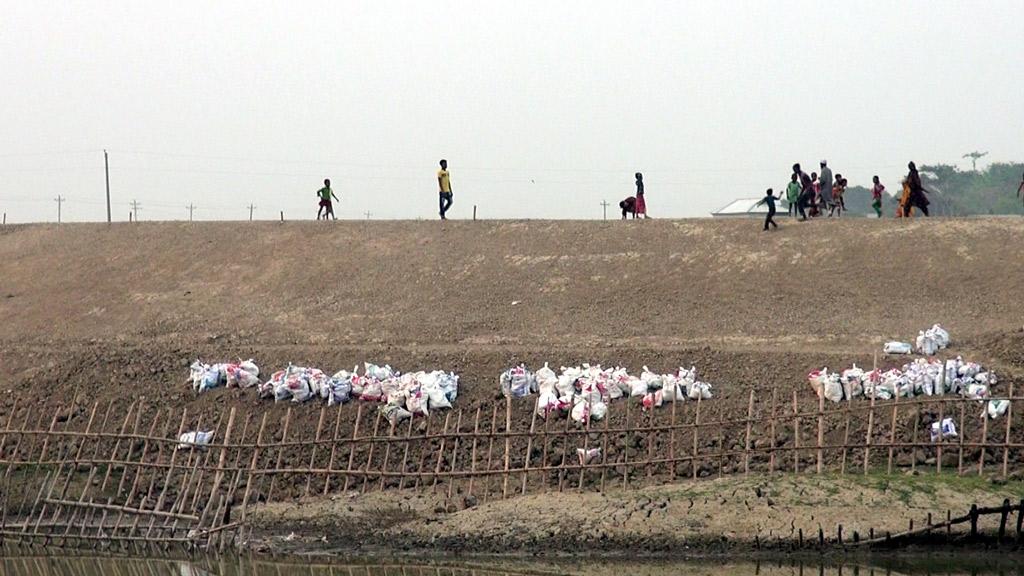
[1,218,1023,446]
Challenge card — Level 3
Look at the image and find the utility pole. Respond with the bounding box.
[130,200,140,222]
[364,211,372,220]
[55,195,65,223]
[104,149,111,223]
[600,200,610,220]
[186,204,195,222]
[248,203,256,221]
[962,151,988,172]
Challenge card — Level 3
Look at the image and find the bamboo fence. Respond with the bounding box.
[0,388,1021,550]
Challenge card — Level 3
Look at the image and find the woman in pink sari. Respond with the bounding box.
[634,172,647,218]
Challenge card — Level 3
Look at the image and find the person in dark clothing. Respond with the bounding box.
[793,163,813,221]
[634,173,648,218]
[905,161,930,217]
[757,187,782,231]
[619,196,637,219]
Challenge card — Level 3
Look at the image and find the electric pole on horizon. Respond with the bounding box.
[364,211,372,220]
[55,195,65,223]
[104,150,111,223]
[130,200,140,222]
[600,200,609,220]
[187,204,196,221]
[248,203,256,221]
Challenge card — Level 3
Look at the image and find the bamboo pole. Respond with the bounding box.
[502,395,512,499]
[936,400,944,474]
[360,411,382,494]
[841,394,851,475]
[647,403,657,479]
[305,407,327,498]
[578,408,591,490]
[557,404,572,493]
[744,389,754,477]
[266,408,291,502]
[599,408,610,492]
[342,404,364,492]
[1003,383,1014,478]
[147,407,187,540]
[467,406,481,497]
[864,393,876,475]
[395,412,415,493]
[769,389,777,474]
[521,407,537,495]
[910,403,920,475]
[537,406,550,492]
[446,410,464,500]
[793,391,800,474]
[816,390,825,474]
[957,397,967,476]
[379,419,397,493]
[979,402,989,476]
[669,388,678,481]
[430,412,450,493]
[238,413,268,528]
[691,395,701,480]
[887,393,899,474]
[323,408,344,495]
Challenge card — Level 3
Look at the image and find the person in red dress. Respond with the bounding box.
[634,172,648,218]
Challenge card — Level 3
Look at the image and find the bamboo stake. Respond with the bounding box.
[816,390,825,474]
[323,408,344,495]
[413,414,432,491]
[538,406,551,491]
[769,389,777,474]
[482,404,497,501]
[379,420,397,493]
[266,408,291,502]
[557,405,572,493]
[521,406,537,495]
[1003,383,1014,478]
[430,412,450,493]
[793,391,800,474]
[146,407,187,541]
[979,400,989,476]
[669,388,678,481]
[937,400,944,474]
[646,404,657,479]
[467,406,481,497]
[502,395,512,499]
[888,394,900,474]
[577,408,591,490]
[238,413,268,527]
[446,410,464,500]
[690,395,700,480]
[841,395,851,475]
[864,393,876,475]
[360,411,382,494]
[958,397,967,476]
[395,412,415,492]
[599,408,610,492]
[910,403,919,475]
[744,390,754,477]
[342,404,364,492]
[305,407,327,498]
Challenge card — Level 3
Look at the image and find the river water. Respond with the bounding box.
[2,555,1023,576]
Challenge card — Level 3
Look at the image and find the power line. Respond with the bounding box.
[247,203,256,221]
[187,203,196,222]
[129,200,140,222]
[54,195,65,223]
[600,200,610,220]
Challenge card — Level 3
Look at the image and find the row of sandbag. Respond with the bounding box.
[808,357,1009,419]
[188,360,459,417]
[501,363,714,424]
[883,324,950,356]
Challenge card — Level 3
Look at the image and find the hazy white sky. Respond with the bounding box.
[2,0,1023,222]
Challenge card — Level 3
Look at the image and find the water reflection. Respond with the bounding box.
[1,555,1023,576]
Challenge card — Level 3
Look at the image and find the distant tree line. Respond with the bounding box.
[841,162,1024,217]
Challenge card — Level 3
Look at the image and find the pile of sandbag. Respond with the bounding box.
[915,324,950,356]
[190,359,260,392]
[883,324,950,356]
[809,357,1008,418]
[501,363,713,424]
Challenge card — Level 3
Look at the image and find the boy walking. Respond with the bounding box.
[785,173,801,217]
[317,179,339,220]
[437,159,453,220]
[757,187,782,231]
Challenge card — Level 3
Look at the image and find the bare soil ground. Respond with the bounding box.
[2,218,1024,554]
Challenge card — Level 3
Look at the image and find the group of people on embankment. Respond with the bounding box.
[757,161,931,231]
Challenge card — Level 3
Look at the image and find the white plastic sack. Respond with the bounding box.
[987,399,1010,420]
[577,448,602,466]
[884,341,913,355]
[177,430,214,449]
[929,418,957,442]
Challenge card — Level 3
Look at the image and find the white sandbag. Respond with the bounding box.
[501,365,536,398]
[929,324,950,349]
[577,448,602,466]
[382,403,412,426]
[363,363,395,381]
[570,398,591,423]
[823,377,844,403]
[536,363,558,391]
[405,388,429,418]
[884,341,912,355]
[536,390,562,417]
[425,385,452,410]
[326,371,353,406]
[986,399,1010,420]
[688,381,712,400]
[929,418,957,442]
[239,359,260,378]
[177,430,214,449]
[630,379,648,398]
[590,400,608,421]
[642,389,664,410]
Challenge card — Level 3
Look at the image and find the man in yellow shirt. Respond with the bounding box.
[437,159,453,220]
